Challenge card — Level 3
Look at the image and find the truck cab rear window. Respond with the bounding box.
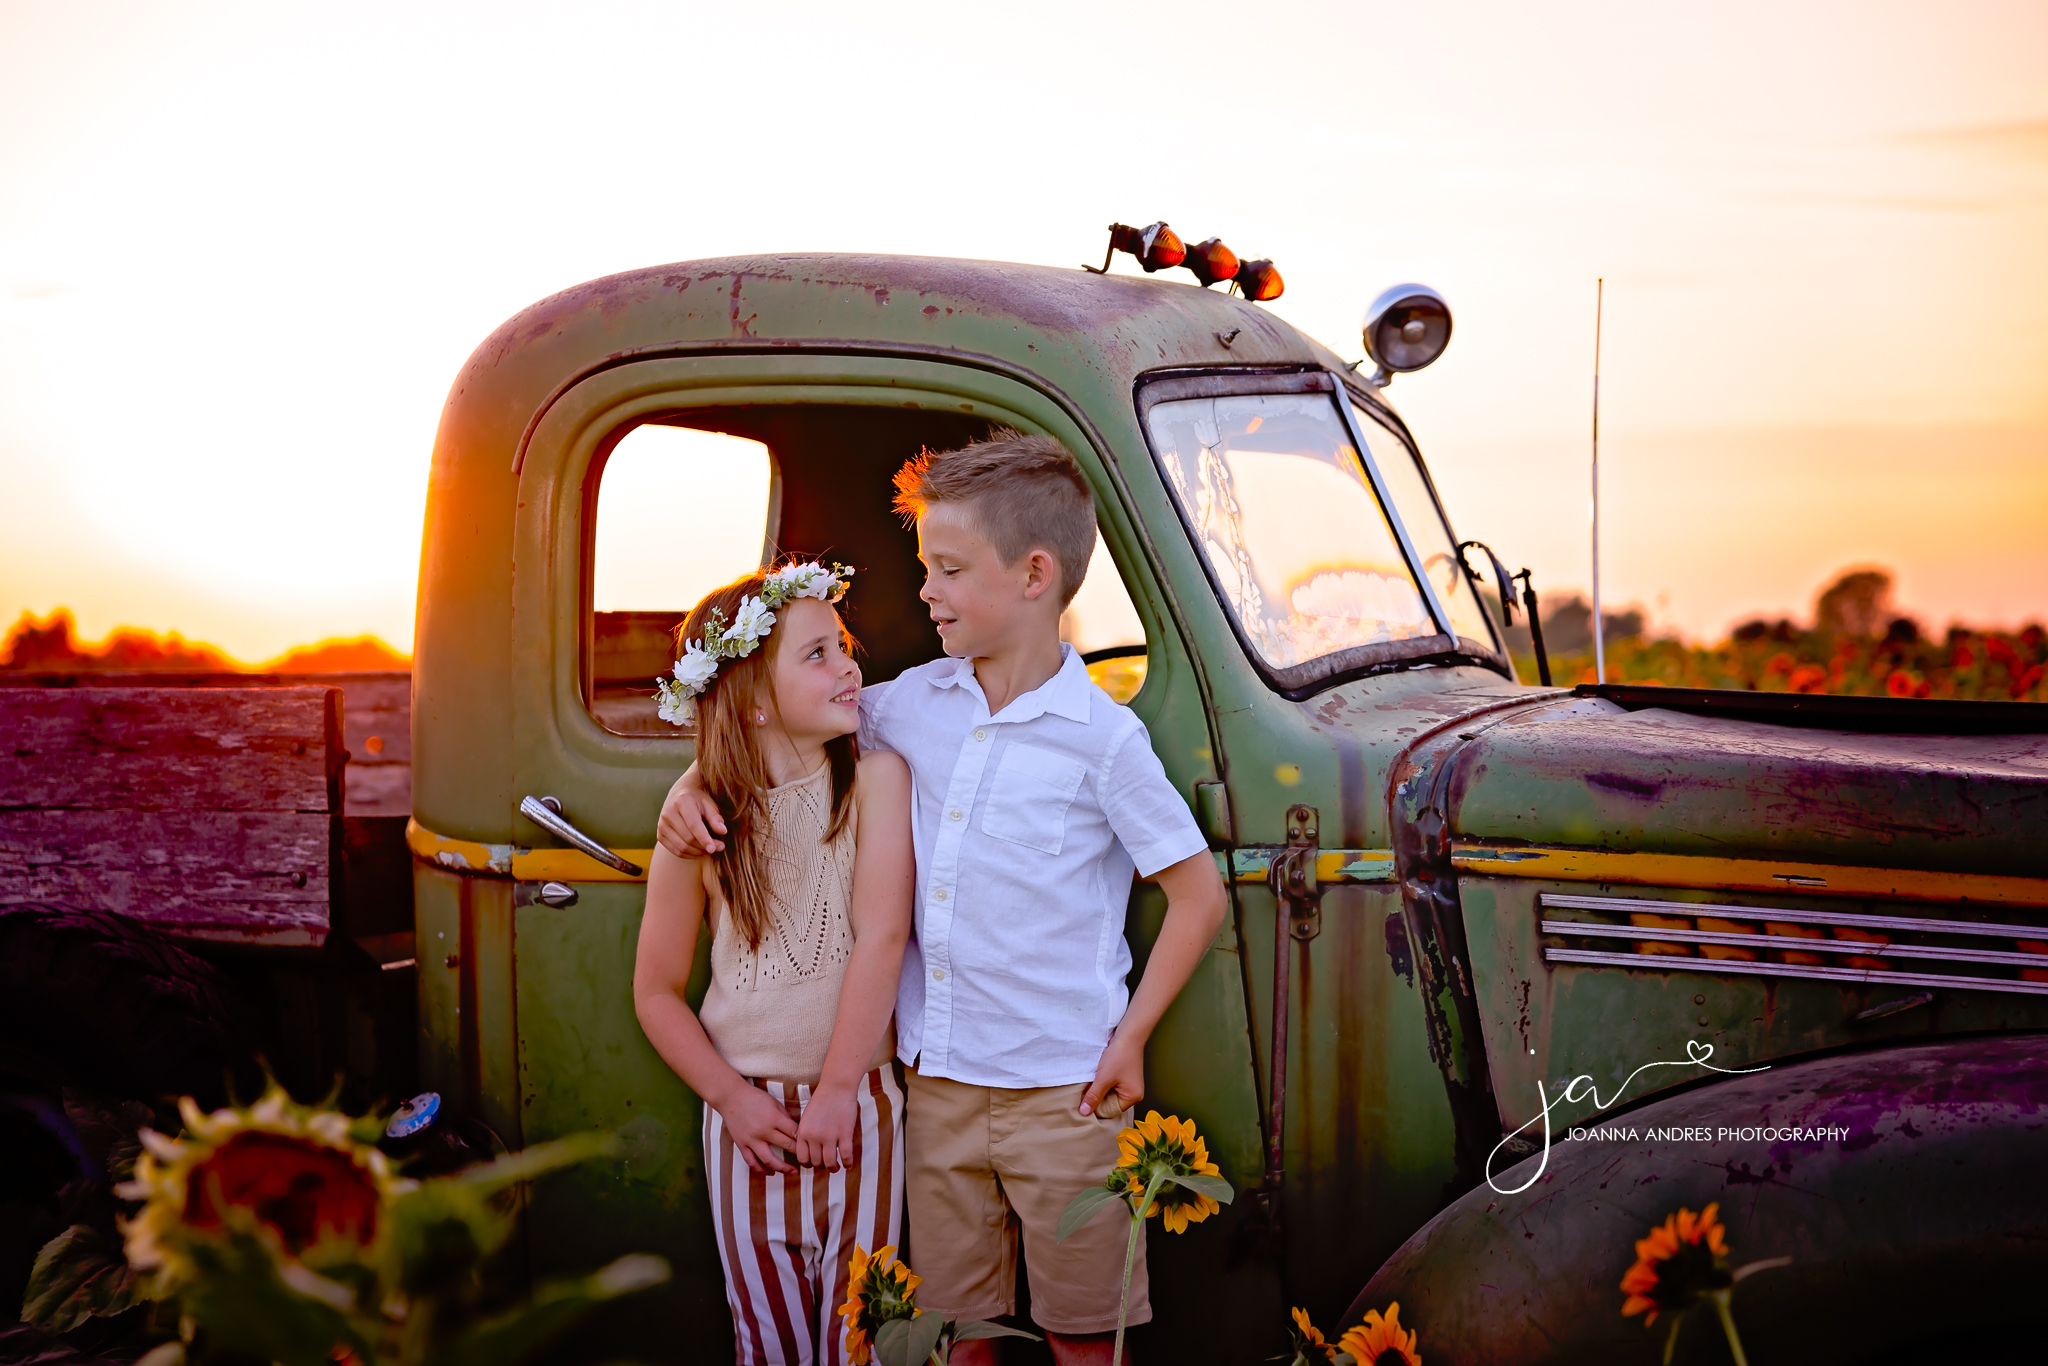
[590,424,775,735]
[582,405,1141,733]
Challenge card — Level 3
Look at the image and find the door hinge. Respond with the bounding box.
[1270,803,1323,940]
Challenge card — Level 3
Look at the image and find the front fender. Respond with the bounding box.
[1344,1034,2048,1364]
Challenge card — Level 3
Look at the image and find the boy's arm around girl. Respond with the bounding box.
[653,772,1223,1124]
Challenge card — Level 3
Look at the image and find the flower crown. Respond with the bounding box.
[655,561,854,727]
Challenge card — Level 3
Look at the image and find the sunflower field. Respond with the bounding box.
[1505,570,2046,702]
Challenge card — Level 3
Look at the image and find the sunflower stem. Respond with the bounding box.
[1115,1172,1167,1366]
[1710,1291,1749,1366]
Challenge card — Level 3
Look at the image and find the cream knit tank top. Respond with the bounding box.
[698,761,887,1084]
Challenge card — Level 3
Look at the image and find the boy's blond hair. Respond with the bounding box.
[890,429,1096,605]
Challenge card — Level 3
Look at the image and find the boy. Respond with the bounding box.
[658,430,1227,1365]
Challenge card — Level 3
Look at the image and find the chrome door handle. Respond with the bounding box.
[518,795,644,877]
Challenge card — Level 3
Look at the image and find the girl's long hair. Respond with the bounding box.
[678,567,859,950]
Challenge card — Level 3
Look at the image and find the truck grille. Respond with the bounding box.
[1540,893,2048,997]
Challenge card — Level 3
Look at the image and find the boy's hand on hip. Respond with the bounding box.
[657,769,727,857]
[718,1085,799,1175]
[1080,1030,1145,1118]
[795,1085,859,1172]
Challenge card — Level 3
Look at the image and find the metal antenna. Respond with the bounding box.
[1591,277,1605,685]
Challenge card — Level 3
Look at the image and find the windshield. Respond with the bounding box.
[1349,403,1500,653]
[1147,390,1437,671]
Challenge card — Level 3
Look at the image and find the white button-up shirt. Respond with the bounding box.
[860,646,1209,1088]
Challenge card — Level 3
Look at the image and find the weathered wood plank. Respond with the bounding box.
[338,674,411,816]
[335,674,410,765]
[0,687,340,812]
[0,810,331,944]
[343,764,411,818]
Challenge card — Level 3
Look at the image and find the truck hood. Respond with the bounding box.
[1446,693,2048,879]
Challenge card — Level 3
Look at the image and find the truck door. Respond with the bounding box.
[499,353,1242,1353]
[1130,367,1517,1319]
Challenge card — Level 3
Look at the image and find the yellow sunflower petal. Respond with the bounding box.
[138,1128,185,1162]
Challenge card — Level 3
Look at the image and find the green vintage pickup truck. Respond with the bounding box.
[404,241,2048,1363]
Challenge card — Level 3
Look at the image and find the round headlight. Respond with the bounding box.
[1362,284,1452,373]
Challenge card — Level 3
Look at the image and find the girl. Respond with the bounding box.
[633,562,913,1366]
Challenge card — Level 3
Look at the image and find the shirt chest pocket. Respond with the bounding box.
[980,743,1088,856]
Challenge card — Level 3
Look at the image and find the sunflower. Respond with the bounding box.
[1620,1203,1733,1325]
[837,1244,921,1365]
[1110,1111,1222,1234]
[1335,1302,1420,1366]
[116,1085,396,1291]
[1289,1305,1337,1363]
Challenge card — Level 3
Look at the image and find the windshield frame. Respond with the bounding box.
[1135,365,1511,698]
[1339,377,1509,664]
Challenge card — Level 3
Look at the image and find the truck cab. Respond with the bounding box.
[406,252,2048,1362]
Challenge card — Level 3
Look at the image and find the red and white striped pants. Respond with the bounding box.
[706,1066,905,1365]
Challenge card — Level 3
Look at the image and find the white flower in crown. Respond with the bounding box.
[653,562,855,727]
[763,562,851,603]
[724,596,776,654]
[654,678,697,727]
[672,639,719,690]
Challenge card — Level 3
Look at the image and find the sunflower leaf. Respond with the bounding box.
[448,1131,617,1194]
[1056,1184,1128,1243]
[875,1313,947,1366]
[909,1313,949,1365]
[22,1224,149,1334]
[176,1226,371,1366]
[875,1318,912,1366]
[951,1318,1043,1343]
[1163,1172,1235,1204]
[1731,1256,1792,1282]
[433,1254,671,1366]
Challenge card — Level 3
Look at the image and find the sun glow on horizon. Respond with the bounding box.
[2,1,2044,654]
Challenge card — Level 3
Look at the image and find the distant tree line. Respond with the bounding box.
[0,609,408,674]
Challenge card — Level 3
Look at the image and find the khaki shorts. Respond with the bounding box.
[904,1068,1149,1335]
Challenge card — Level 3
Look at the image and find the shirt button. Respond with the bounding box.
[974,728,987,742]
[933,887,948,902]
[948,808,963,821]
[932,968,946,982]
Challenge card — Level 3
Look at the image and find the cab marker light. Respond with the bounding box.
[1085,220,1284,300]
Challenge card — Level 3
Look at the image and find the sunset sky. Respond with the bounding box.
[2,0,2043,661]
